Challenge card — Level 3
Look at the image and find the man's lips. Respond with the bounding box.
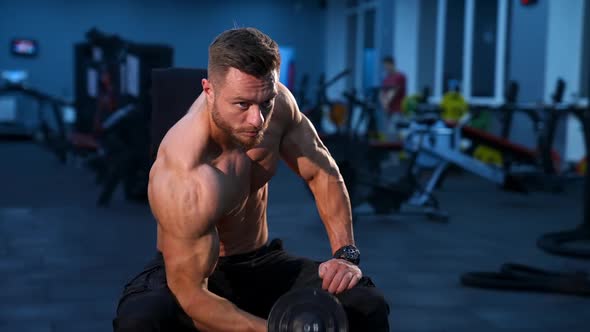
[241,131,259,137]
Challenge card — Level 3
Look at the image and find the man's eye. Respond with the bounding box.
[237,102,249,110]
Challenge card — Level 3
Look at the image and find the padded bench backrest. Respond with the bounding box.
[150,67,208,162]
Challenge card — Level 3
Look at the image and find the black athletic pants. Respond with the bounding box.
[113,239,390,331]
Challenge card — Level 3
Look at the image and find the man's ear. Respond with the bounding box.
[202,78,215,104]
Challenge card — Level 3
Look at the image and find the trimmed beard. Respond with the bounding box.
[211,103,265,150]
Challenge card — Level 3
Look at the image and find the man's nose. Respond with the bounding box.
[247,106,264,128]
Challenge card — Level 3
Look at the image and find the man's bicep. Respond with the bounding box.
[159,223,219,291]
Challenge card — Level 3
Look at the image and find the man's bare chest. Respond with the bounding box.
[214,150,276,212]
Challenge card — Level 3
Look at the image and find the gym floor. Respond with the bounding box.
[1,141,589,332]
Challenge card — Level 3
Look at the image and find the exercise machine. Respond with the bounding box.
[316,90,524,223]
[71,28,173,206]
[460,69,590,298]
[0,70,70,162]
[462,79,582,193]
[302,69,350,136]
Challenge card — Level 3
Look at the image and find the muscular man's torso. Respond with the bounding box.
[154,92,288,257]
[212,122,283,256]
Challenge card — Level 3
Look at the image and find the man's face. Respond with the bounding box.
[208,68,278,149]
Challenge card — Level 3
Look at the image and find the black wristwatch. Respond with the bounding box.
[333,245,361,265]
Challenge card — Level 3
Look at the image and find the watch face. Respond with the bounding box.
[337,245,360,264]
[344,247,357,258]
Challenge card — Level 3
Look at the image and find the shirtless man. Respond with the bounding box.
[113,27,389,332]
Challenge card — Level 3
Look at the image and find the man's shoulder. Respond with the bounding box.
[271,83,300,129]
[158,111,209,164]
[154,141,212,178]
[275,83,296,110]
[150,152,222,209]
[153,137,212,193]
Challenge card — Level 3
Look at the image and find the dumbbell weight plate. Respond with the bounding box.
[267,288,348,332]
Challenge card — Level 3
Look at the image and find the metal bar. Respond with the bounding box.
[420,145,506,184]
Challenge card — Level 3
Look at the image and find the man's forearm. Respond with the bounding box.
[308,169,355,253]
[380,89,396,109]
[173,286,266,332]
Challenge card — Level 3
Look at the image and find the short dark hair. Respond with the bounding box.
[208,27,281,84]
[383,56,395,65]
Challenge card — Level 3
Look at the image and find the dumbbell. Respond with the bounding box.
[267,288,348,332]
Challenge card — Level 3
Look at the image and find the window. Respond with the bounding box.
[347,0,358,8]
[442,0,465,93]
[417,0,438,95]
[581,0,590,99]
[471,0,498,97]
[379,0,394,70]
[341,0,379,136]
[278,47,295,90]
[362,8,377,93]
[345,1,378,94]
[433,0,509,103]
[346,14,358,91]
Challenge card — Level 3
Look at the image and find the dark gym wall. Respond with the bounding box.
[0,0,325,100]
